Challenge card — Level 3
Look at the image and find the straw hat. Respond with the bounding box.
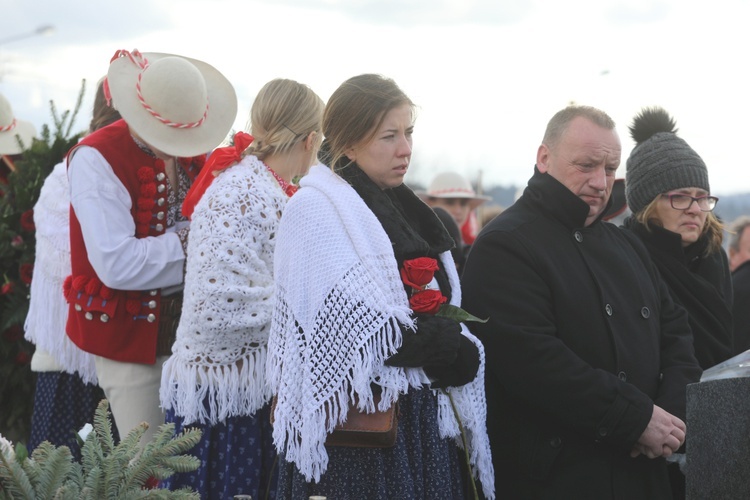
[417,172,491,210]
[0,93,37,155]
[106,49,237,158]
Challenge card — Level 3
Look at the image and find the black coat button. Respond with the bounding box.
[574,231,583,243]
[550,436,562,448]
[641,307,650,319]
[605,304,613,316]
[618,371,627,382]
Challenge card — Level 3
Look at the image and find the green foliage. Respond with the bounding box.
[0,400,202,499]
[0,81,87,445]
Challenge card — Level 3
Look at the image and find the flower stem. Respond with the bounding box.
[445,389,479,500]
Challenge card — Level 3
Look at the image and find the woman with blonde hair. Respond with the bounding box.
[622,107,734,499]
[160,78,324,499]
[268,74,494,499]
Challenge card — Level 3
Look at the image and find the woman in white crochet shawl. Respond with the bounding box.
[159,79,324,500]
[268,74,495,499]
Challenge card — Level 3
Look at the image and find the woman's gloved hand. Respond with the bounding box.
[384,315,461,368]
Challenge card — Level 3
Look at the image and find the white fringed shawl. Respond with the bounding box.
[160,155,287,425]
[267,164,495,498]
[23,161,98,384]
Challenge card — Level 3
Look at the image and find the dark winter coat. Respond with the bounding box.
[732,259,750,353]
[623,219,735,369]
[462,169,701,499]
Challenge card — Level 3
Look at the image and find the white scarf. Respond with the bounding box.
[268,164,495,498]
[160,156,288,425]
[24,161,98,384]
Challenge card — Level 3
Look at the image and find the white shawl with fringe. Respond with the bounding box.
[267,164,495,498]
[160,155,288,425]
[23,161,98,384]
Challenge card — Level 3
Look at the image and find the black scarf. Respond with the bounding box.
[336,162,456,299]
[623,217,734,369]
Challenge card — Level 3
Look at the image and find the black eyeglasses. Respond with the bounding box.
[661,193,719,212]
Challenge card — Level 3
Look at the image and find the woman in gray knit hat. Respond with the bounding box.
[622,106,736,500]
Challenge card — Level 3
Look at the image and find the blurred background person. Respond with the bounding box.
[0,92,36,183]
[418,171,490,246]
[729,215,750,353]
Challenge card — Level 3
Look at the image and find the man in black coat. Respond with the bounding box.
[729,216,750,353]
[462,106,701,499]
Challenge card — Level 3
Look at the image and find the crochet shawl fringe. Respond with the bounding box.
[267,164,495,498]
[23,162,98,384]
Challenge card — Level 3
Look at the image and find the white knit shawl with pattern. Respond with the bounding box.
[160,155,288,425]
[23,161,98,384]
[267,164,495,498]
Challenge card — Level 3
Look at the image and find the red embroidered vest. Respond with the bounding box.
[65,120,203,364]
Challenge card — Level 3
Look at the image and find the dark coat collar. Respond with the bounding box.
[522,166,613,229]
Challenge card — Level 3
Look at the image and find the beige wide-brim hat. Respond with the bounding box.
[0,93,37,155]
[107,50,237,158]
[417,171,491,210]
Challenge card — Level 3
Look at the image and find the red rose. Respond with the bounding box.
[20,209,35,232]
[1,282,14,295]
[409,289,447,315]
[19,263,33,285]
[15,351,31,365]
[400,257,440,289]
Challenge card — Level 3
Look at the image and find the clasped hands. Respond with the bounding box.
[630,404,686,459]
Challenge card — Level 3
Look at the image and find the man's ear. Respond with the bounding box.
[536,144,550,173]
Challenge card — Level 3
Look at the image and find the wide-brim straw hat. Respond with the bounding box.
[0,93,37,155]
[417,171,491,210]
[106,49,237,158]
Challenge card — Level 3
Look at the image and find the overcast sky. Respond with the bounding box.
[2,0,749,194]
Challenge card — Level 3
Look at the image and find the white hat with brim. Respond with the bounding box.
[0,93,37,155]
[417,171,491,210]
[106,50,237,158]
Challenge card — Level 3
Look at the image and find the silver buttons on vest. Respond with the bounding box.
[157,184,166,193]
[149,300,157,309]
[147,313,157,323]
[156,172,166,182]
[75,304,82,311]
[157,198,166,207]
[84,312,93,320]
[155,224,164,232]
[100,314,109,323]
[156,212,165,220]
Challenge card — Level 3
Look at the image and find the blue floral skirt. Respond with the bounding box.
[276,387,469,500]
[29,371,109,461]
[163,401,278,500]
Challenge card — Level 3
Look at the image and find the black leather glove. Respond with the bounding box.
[384,315,461,368]
[425,334,480,389]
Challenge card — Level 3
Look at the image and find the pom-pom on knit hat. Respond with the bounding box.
[625,107,709,215]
